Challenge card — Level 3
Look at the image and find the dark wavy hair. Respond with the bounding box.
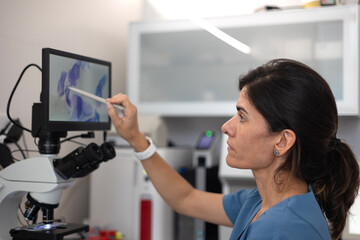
[239,59,359,240]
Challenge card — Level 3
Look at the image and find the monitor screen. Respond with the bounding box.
[42,48,111,131]
[196,131,215,150]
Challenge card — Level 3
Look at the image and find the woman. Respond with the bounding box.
[107,59,359,240]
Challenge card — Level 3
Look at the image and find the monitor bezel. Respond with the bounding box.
[42,48,111,132]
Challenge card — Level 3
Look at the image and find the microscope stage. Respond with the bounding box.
[10,222,89,240]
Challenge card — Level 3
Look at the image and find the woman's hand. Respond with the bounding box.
[106,94,147,150]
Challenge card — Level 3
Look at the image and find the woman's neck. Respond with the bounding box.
[252,168,308,212]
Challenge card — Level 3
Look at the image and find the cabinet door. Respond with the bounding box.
[128,5,359,116]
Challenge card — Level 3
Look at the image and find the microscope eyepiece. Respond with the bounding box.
[84,143,104,165]
[100,142,116,162]
[53,142,115,179]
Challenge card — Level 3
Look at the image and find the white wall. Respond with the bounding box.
[0,0,141,224]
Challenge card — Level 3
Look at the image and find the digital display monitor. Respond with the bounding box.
[196,131,215,150]
[42,48,111,131]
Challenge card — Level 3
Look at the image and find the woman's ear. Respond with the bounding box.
[274,129,296,157]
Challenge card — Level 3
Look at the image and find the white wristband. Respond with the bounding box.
[134,136,157,160]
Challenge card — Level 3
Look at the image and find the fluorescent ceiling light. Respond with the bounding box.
[189,17,251,54]
[147,0,251,54]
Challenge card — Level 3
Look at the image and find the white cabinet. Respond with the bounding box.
[127,5,359,116]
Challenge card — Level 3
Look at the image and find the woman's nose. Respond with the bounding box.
[221,116,234,136]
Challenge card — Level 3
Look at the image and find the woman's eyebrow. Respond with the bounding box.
[236,106,248,114]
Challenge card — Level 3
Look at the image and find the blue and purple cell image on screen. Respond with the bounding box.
[49,55,109,123]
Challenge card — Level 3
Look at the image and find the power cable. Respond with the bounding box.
[6,63,42,133]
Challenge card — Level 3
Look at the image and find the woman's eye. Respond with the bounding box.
[239,114,245,122]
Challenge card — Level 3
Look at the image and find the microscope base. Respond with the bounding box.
[10,223,89,240]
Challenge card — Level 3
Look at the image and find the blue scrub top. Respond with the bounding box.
[223,186,331,240]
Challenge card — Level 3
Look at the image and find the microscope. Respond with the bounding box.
[0,48,116,240]
[0,130,115,240]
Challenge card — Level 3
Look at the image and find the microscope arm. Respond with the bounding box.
[0,156,74,240]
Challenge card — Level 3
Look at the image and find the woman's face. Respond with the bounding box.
[221,87,278,170]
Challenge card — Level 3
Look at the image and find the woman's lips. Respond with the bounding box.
[227,142,234,151]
